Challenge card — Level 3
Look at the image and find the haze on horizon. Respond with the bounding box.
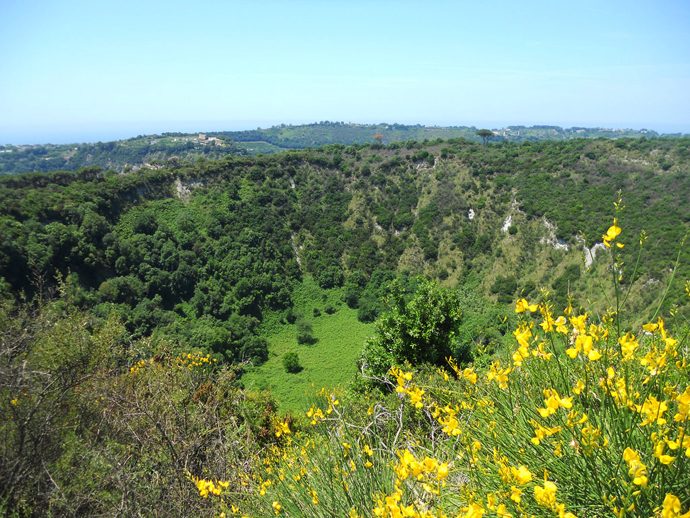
[1,0,689,145]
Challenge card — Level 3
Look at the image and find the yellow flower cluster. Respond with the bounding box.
[662,493,690,518]
[498,462,533,486]
[393,449,449,484]
[602,218,623,248]
[448,358,478,383]
[174,351,216,372]
[129,357,157,374]
[129,350,215,374]
[191,475,229,498]
[305,405,326,425]
[372,449,450,518]
[391,367,427,409]
[536,388,573,418]
[386,247,689,518]
[622,447,648,486]
[373,488,422,518]
[274,420,291,438]
[486,361,511,390]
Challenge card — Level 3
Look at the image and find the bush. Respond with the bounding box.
[283,307,299,324]
[357,294,381,323]
[360,277,462,378]
[0,296,277,517]
[342,289,359,309]
[282,352,301,373]
[317,266,344,289]
[296,318,316,345]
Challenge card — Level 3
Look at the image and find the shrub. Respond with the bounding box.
[356,294,381,323]
[282,352,301,373]
[296,318,316,345]
[317,267,344,289]
[342,289,359,308]
[360,277,462,378]
[0,296,276,517]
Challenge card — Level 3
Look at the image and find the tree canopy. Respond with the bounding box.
[360,278,463,378]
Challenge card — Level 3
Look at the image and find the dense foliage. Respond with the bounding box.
[2,152,690,516]
[1,122,667,176]
[360,278,464,378]
[0,135,248,176]
[0,292,278,516]
[1,136,689,361]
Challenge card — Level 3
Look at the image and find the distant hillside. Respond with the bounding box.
[214,121,662,149]
[0,122,672,176]
[0,134,249,176]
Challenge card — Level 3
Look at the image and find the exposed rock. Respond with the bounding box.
[501,215,512,233]
[175,178,203,204]
[540,218,569,250]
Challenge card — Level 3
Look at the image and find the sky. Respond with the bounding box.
[1,0,689,144]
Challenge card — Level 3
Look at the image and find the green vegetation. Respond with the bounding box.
[3,135,689,341]
[0,134,249,175]
[1,131,690,515]
[0,292,279,516]
[1,121,674,176]
[239,260,690,517]
[282,351,301,373]
[360,277,464,379]
[1,151,689,516]
[215,121,666,149]
[242,277,375,411]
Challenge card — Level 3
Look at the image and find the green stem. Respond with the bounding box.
[619,237,644,312]
[650,238,685,322]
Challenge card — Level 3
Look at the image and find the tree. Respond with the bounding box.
[477,129,493,145]
[360,277,463,378]
[282,352,302,373]
[373,134,384,143]
[296,317,316,345]
[317,266,344,289]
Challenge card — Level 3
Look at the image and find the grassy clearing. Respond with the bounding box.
[236,141,287,155]
[242,278,375,412]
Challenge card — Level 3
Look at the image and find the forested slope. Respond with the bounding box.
[1,136,689,369]
[216,121,661,148]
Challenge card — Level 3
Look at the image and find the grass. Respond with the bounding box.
[242,277,375,412]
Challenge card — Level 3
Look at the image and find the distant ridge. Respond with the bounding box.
[1,121,681,176]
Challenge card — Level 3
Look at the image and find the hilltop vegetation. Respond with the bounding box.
[217,121,663,149]
[0,134,249,176]
[0,121,670,175]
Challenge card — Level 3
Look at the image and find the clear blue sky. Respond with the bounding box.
[1,0,689,144]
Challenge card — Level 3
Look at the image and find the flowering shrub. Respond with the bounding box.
[192,210,690,517]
